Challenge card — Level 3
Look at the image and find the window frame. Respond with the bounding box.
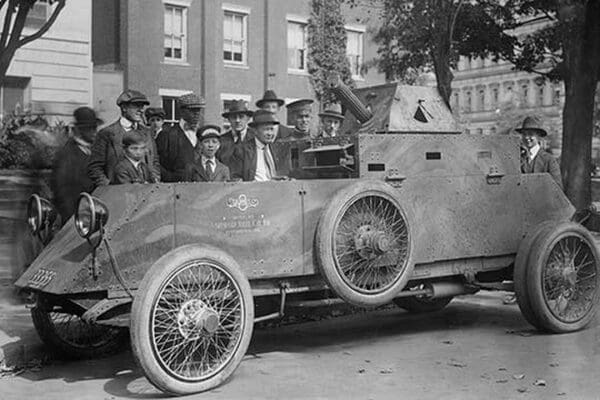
[223,5,250,67]
[163,2,189,63]
[159,88,192,125]
[287,15,308,75]
[345,25,366,81]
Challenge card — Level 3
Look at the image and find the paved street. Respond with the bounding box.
[0,292,598,400]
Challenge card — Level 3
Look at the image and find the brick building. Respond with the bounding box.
[92,0,386,126]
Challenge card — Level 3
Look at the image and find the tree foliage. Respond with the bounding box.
[307,0,355,104]
[0,0,66,87]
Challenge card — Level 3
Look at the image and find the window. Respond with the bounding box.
[476,128,483,135]
[452,92,459,110]
[164,4,187,61]
[465,91,472,112]
[0,77,30,118]
[537,86,545,106]
[521,84,529,106]
[490,126,497,135]
[25,0,52,28]
[346,28,364,79]
[478,89,485,111]
[552,87,561,105]
[491,87,499,107]
[161,97,179,125]
[287,21,307,71]
[223,10,248,65]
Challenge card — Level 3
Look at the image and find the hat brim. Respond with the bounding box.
[222,110,254,118]
[74,117,104,127]
[199,134,221,140]
[249,121,280,128]
[319,112,344,120]
[516,127,547,137]
[256,99,285,108]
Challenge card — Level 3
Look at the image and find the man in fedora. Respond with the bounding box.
[52,107,102,222]
[318,103,345,137]
[233,110,284,181]
[286,98,314,140]
[256,89,292,139]
[217,99,255,169]
[156,93,206,182]
[145,107,166,139]
[88,89,160,186]
[517,116,562,189]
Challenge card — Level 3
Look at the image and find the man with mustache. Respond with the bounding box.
[155,93,206,182]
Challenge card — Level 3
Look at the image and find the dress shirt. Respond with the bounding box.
[254,138,271,182]
[73,136,92,156]
[202,155,216,174]
[126,156,142,170]
[528,143,540,162]
[179,120,198,147]
[120,117,135,131]
[233,128,249,143]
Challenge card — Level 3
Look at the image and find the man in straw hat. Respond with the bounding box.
[156,92,206,182]
[256,89,292,139]
[217,99,255,169]
[318,103,345,138]
[52,107,102,222]
[516,116,562,189]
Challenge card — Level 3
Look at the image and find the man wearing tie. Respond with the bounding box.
[184,125,230,182]
[233,110,281,181]
[517,116,562,189]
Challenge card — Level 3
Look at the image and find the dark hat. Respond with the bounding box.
[249,110,280,128]
[196,124,221,141]
[319,103,344,120]
[178,93,206,109]
[116,89,150,106]
[222,100,254,118]
[256,90,285,108]
[286,98,314,112]
[145,107,166,120]
[73,107,103,127]
[515,116,547,137]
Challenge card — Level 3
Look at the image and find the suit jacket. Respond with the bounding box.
[114,158,155,184]
[155,124,197,182]
[277,124,293,140]
[232,138,285,181]
[51,138,94,222]
[521,149,563,189]
[184,158,230,182]
[216,128,256,170]
[88,120,160,186]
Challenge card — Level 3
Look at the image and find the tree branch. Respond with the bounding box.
[0,0,17,51]
[449,0,465,42]
[18,0,65,48]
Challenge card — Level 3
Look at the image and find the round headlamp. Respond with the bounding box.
[27,194,57,235]
[74,193,109,239]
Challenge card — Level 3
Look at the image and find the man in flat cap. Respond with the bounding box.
[88,89,160,186]
[256,90,292,139]
[517,116,562,189]
[286,98,314,140]
[233,110,283,181]
[145,107,166,139]
[318,103,345,138]
[156,93,206,182]
[184,125,230,182]
[217,99,255,170]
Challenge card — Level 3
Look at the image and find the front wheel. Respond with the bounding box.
[130,245,254,395]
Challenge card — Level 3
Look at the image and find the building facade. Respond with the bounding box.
[92,0,385,126]
[2,0,93,122]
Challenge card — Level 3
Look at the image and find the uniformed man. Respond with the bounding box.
[155,93,205,182]
[286,98,314,140]
[217,99,255,169]
[88,89,160,186]
[145,107,166,139]
[256,90,292,139]
[318,103,344,138]
[517,116,562,189]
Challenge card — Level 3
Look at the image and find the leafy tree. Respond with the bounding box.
[307,0,354,104]
[0,0,66,86]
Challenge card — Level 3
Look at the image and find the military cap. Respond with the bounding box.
[286,98,314,112]
[73,106,103,127]
[178,93,206,109]
[196,124,222,141]
[249,110,280,127]
[144,107,166,120]
[222,100,254,118]
[256,90,285,108]
[319,103,344,121]
[116,89,150,106]
[515,116,547,137]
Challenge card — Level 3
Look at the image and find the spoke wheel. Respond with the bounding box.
[316,181,414,307]
[526,222,600,333]
[31,295,127,359]
[131,245,253,395]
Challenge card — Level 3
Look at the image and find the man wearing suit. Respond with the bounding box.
[156,93,206,182]
[233,110,284,181]
[286,98,314,140]
[184,125,230,182]
[517,116,562,189]
[52,107,102,223]
[217,100,255,170]
[88,89,160,186]
[256,90,292,139]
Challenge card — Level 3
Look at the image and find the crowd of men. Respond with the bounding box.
[50,87,561,225]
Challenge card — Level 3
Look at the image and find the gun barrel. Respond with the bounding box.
[327,74,373,124]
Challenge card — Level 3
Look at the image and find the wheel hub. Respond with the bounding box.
[354,225,391,259]
[177,299,219,340]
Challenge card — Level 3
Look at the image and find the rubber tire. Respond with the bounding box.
[514,221,556,327]
[130,245,254,396]
[393,296,453,313]
[315,180,415,307]
[31,296,127,359]
[526,222,600,333]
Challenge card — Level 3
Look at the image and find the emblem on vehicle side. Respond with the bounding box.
[227,194,259,212]
[28,268,56,289]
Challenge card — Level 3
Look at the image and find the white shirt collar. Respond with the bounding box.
[120,117,134,131]
[255,137,266,150]
[179,120,197,147]
[126,155,142,169]
[529,144,540,160]
[201,155,216,168]
[73,136,92,156]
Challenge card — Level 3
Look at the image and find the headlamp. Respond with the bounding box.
[27,194,57,235]
[74,193,109,239]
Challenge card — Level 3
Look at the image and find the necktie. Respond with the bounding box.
[138,163,146,182]
[264,144,275,179]
[206,159,214,176]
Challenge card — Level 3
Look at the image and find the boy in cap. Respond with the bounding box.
[286,98,314,140]
[184,125,230,182]
[156,93,206,182]
[217,99,255,169]
[318,103,345,138]
[114,130,156,184]
[256,90,292,139]
[517,116,562,189]
[145,107,166,139]
[88,89,160,186]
